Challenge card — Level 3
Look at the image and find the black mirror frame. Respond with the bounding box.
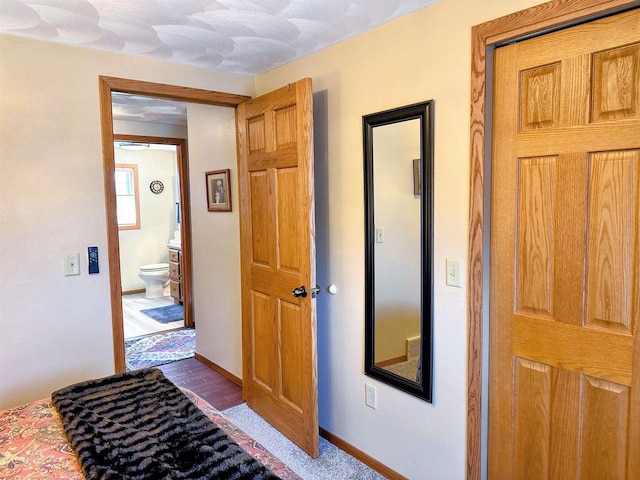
[363,100,434,403]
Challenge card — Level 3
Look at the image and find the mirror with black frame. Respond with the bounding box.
[363,101,433,402]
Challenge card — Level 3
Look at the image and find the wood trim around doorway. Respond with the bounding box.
[99,76,250,373]
[466,1,640,478]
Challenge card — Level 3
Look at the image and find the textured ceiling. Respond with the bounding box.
[2,0,439,125]
[0,0,439,76]
[111,92,187,125]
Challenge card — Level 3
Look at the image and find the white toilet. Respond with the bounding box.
[138,263,170,298]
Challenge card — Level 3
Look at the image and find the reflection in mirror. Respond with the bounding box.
[364,101,433,402]
[373,119,421,381]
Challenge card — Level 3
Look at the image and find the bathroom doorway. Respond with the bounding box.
[113,134,195,370]
[101,77,248,374]
[114,136,192,339]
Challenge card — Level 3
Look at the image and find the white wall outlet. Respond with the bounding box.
[365,383,377,409]
[64,253,80,276]
[446,258,463,287]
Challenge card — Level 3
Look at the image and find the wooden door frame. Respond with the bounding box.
[99,76,250,372]
[466,0,640,478]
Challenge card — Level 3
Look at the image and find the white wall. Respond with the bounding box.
[115,147,178,291]
[187,104,243,378]
[113,119,187,140]
[255,0,546,477]
[0,33,253,409]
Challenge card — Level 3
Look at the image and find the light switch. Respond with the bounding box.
[64,253,80,276]
[446,258,463,287]
[375,227,384,243]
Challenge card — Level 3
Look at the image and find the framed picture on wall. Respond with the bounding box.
[205,169,232,212]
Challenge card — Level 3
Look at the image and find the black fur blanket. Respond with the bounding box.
[52,368,280,479]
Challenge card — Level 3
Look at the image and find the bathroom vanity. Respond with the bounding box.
[168,247,183,304]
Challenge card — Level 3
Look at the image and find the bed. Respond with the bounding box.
[0,370,300,479]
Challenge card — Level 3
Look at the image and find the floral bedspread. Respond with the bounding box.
[0,388,300,480]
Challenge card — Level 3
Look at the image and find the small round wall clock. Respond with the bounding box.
[150,180,164,194]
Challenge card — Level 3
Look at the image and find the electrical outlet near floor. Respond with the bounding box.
[365,383,377,409]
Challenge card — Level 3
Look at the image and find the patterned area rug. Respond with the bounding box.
[125,329,195,371]
[139,304,184,323]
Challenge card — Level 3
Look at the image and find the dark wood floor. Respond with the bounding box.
[158,357,244,411]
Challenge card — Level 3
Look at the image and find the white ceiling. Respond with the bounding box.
[1,0,439,125]
[0,0,439,75]
[111,92,188,125]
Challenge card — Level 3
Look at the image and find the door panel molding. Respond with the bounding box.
[466,1,640,478]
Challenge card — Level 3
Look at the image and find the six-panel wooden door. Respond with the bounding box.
[235,78,318,457]
[489,9,640,479]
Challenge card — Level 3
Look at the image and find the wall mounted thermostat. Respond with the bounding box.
[88,246,99,274]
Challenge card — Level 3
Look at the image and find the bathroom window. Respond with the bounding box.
[115,164,140,230]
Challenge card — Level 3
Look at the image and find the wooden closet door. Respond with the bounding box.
[489,9,640,479]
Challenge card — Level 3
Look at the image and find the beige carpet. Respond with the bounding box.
[222,404,386,480]
[382,358,419,381]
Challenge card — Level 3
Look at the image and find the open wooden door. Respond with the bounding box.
[489,9,640,479]
[236,78,318,457]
